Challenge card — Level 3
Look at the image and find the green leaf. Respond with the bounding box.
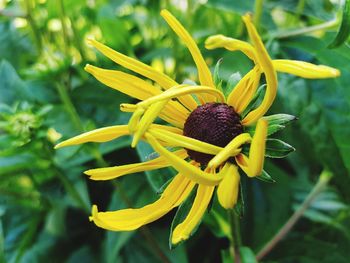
[263,113,297,136]
[239,246,257,263]
[265,139,295,158]
[329,0,350,48]
[169,186,198,249]
[224,72,242,97]
[214,58,224,91]
[241,84,266,118]
[256,170,276,183]
[0,60,30,105]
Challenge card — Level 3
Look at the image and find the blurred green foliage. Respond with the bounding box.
[0,0,350,262]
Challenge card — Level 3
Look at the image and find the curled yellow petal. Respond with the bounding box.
[217,164,240,209]
[146,133,224,186]
[138,85,225,108]
[171,184,215,244]
[227,66,261,113]
[272,59,340,79]
[54,125,129,149]
[85,149,188,180]
[90,174,195,231]
[236,119,268,177]
[241,14,277,126]
[131,100,168,147]
[207,133,251,169]
[161,9,214,89]
[205,34,256,61]
[149,127,223,155]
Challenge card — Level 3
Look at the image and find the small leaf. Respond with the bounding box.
[328,0,350,48]
[265,139,295,158]
[214,58,224,92]
[246,113,296,136]
[169,186,198,249]
[224,72,242,97]
[241,84,266,118]
[263,114,297,136]
[239,246,257,263]
[256,170,276,183]
[234,181,245,216]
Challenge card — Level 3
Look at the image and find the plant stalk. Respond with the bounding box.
[229,210,242,262]
[256,169,333,260]
[270,19,338,39]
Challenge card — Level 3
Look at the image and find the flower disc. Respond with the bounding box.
[183,103,243,165]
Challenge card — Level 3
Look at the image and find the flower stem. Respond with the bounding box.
[57,0,70,55]
[229,210,242,262]
[269,19,339,39]
[256,169,333,260]
[24,0,42,54]
[254,0,264,28]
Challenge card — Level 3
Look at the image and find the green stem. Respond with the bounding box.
[70,18,87,61]
[56,168,90,212]
[55,83,83,131]
[57,0,70,55]
[254,0,264,28]
[295,0,306,21]
[229,210,242,262]
[269,19,339,39]
[24,0,42,53]
[256,169,333,261]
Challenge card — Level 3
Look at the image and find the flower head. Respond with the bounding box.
[55,10,340,245]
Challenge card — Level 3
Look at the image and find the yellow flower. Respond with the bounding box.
[55,10,340,245]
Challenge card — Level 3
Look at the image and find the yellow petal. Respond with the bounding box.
[87,38,198,110]
[235,153,250,176]
[235,119,267,177]
[161,9,215,89]
[146,133,224,186]
[217,164,240,209]
[272,59,340,79]
[242,14,277,126]
[205,34,256,61]
[87,39,178,89]
[207,133,251,169]
[139,85,225,108]
[149,127,223,155]
[131,100,169,147]
[85,64,160,100]
[90,174,195,231]
[85,149,188,180]
[85,64,188,125]
[171,184,215,244]
[248,119,268,176]
[227,66,261,113]
[54,125,129,149]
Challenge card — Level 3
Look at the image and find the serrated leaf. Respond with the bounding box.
[169,186,198,249]
[329,0,350,48]
[265,139,295,158]
[256,170,276,183]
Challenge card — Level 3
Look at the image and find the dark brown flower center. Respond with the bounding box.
[183,102,243,165]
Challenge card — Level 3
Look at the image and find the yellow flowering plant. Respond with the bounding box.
[55,10,339,245]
